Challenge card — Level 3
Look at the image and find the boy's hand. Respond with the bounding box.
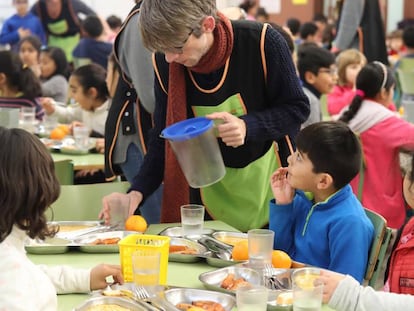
[90,264,124,290]
[271,168,294,204]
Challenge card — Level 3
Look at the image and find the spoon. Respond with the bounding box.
[198,236,233,261]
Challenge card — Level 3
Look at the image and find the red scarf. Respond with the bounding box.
[161,13,234,223]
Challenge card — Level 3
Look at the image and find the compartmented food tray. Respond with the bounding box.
[198,266,262,295]
[74,231,136,253]
[164,288,236,311]
[25,237,71,254]
[73,296,145,311]
[168,237,209,263]
[158,226,215,237]
[212,231,248,246]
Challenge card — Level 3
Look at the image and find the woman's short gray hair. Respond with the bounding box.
[139,0,218,52]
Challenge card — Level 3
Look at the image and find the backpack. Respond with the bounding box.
[388,217,414,294]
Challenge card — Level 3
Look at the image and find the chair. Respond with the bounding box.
[363,208,393,288]
[396,68,414,96]
[46,181,130,221]
[54,159,74,185]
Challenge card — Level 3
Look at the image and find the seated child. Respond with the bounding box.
[297,44,336,127]
[0,127,123,309]
[269,121,374,283]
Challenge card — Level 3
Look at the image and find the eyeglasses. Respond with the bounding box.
[318,68,338,76]
[167,29,194,54]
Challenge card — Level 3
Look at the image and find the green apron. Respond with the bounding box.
[193,94,279,232]
[47,19,79,62]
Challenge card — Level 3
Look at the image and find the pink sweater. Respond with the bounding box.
[350,117,414,228]
[327,85,355,116]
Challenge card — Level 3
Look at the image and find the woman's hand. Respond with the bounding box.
[99,191,143,224]
[270,167,294,204]
[206,112,246,148]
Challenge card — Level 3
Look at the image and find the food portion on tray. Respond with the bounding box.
[25,221,135,254]
[168,237,209,263]
[40,137,97,154]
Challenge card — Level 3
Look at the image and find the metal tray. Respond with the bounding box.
[168,237,208,263]
[158,226,215,238]
[164,288,236,311]
[205,256,245,268]
[73,296,145,311]
[198,266,262,295]
[25,237,71,254]
[75,231,136,253]
[50,220,105,240]
[212,231,248,246]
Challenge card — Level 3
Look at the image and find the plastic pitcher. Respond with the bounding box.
[161,117,226,188]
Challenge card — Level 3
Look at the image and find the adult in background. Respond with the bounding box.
[102,0,162,224]
[333,0,388,64]
[101,0,309,231]
[30,0,95,62]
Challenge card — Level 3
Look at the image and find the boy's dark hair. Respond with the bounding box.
[0,127,59,243]
[82,14,103,38]
[256,7,268,20]
[286,18,301,36]
[299,22,318,40]
[313,13,327,24]
[72,63,109,102]
[296,121,361,190]
[0,50,41,98]
[339,61,395,124]
[41,46,69,78]
[106,15,122,30]
[297,45,335,81]
[403,25,414,49]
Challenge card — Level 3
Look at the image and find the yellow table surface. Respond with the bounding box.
[28,221,335,311]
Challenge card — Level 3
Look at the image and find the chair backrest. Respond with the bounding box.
[397,68,414,95]
[54,159,74,185]
[363,208,392,288]
[46,181,130,221]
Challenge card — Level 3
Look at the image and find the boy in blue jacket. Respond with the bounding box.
[269,121,374,283]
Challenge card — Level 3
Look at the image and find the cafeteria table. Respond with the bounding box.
[28,221,335,311]
[51,152,104,170]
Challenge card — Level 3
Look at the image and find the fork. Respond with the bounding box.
[263,264,287,290]
[133,285,150,300]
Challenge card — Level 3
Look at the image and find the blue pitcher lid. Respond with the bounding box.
[161,117,213,141]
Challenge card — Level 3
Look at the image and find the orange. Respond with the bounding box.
[57,124,70,135]
[125,215,147,232]
[231,240,249,261]
[50,127,66,140]
[272,250,292,269]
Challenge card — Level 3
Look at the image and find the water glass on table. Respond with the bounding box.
[236,284,268,311]
[180,204,205,238]
[107,195,130,230]
[19,107,36,132]
[247,229,274,269]
[73,125,90,151]
[132,250,161,288]
[292,267,323,311]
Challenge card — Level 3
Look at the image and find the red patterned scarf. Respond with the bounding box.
[161,12,234,222]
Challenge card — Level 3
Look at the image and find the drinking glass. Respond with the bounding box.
[73,125,90,151]
[107,195,130,230]
[132,250,161,287]
[180,204,205,237]
[236,284,268,311]
[19,107,36,132]
[292,268,323,311]
[247,229,274,269]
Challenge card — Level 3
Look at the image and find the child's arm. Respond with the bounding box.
[271,167,294,204]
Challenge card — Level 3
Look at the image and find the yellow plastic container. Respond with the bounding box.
[119,234,170,284]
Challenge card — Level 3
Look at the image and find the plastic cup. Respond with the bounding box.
[132,250,160,287]
[180,204,205,238]
[292,268,323,311]
[19,107,36,132]
[247,229,274,269]
[73,125,90,150]
[107,195,130,230]
[236,284,268,311]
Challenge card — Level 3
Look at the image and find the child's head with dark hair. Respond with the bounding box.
[82,15,103,38]
[286,18,301,36]
[106,15,122,31]
[339,61,395,124]
[69,63,109,110]
[0,127,59,242]
[294,121,361,190]
[255,7,269,23]
[39,46,68,79]
[299,22,319,41]
[297,45,336,94]
[18,35,42,67]
[0,50,42,99]
[403,25,414,49]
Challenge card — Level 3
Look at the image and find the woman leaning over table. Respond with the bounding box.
[0,127,123,310]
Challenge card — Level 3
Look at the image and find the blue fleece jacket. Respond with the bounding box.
[0,13,46,49]
[269,185,374,283]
